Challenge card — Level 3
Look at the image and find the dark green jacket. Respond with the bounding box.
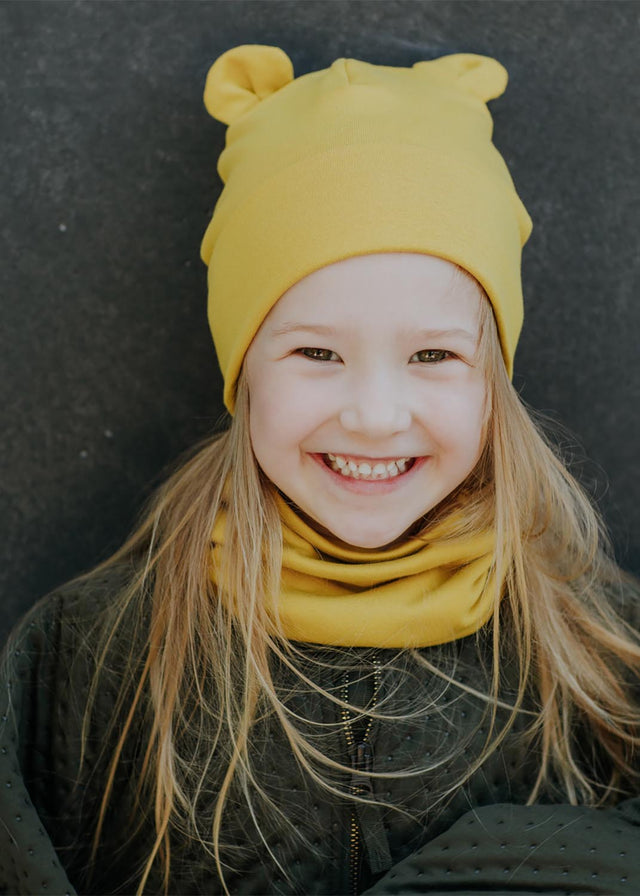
[1,568,640,895]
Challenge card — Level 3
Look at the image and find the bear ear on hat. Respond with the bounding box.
[204,45,294,125]
[414,53,508,103]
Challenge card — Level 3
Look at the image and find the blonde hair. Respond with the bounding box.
[79,270,640,894]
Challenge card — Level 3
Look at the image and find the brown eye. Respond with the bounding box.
[299,347,339,362]
[410,349,451,363]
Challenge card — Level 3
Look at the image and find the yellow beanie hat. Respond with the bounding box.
[201,45,533,413]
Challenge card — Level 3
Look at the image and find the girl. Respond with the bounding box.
[2,44,640,896]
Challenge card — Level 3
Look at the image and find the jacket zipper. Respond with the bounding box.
[340,655,381,896]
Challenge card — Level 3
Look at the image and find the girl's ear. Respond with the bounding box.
[414,53,508,103]
[204,45,295,125]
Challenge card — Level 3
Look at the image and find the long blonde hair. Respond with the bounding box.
[81,270,640,893]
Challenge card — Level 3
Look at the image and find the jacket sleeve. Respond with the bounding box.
[363,799,640,894]
[365,577,640,895]
[0,596,78,896]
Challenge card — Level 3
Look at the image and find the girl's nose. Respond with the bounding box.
[339,378,412,437]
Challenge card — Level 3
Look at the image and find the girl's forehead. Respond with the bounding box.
[264,253,483,330]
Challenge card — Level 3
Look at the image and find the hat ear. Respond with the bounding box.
[204,45,294,125]
[415,53,508,103]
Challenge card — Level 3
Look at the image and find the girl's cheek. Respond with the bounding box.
[253,376,333,438]
[282,377,337,415]
[424,386,486,438]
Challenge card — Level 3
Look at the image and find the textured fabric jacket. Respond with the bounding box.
[1,568,640,895]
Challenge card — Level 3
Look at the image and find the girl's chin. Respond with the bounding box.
[298,509,424,551]
[331,531,416,551]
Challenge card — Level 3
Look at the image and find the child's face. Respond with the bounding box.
[245,253,488,549]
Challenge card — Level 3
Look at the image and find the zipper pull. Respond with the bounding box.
[350,740,392,875]
[354,741,373,774]
[350,741,374,798]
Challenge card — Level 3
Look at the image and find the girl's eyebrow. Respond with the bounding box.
[269,322,338,337]
[413,327,477,344]
[270,322,477,343]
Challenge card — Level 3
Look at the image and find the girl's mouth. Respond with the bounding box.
[321,453,416,481]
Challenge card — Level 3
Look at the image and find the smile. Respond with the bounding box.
[322,453,415,480]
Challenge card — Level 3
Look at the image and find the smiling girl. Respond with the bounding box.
[2,45,640,896]
[245,255,488,552]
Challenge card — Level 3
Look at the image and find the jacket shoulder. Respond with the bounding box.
[0,562,144,895]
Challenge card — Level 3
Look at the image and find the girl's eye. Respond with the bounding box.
[298,347,340,362]
[410,349,452,363]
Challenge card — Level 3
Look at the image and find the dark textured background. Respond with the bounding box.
[1,0,639,646]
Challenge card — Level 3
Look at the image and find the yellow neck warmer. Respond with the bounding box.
[211,494,498,648]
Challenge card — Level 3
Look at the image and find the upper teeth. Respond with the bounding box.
[325,454,411,479]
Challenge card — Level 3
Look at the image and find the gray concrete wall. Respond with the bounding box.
[2,0,639,644]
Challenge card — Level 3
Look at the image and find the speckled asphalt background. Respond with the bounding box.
[1,0,639,645]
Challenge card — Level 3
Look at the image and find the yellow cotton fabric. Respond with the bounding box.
[200,45,533,412]
[211,494,498,648]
